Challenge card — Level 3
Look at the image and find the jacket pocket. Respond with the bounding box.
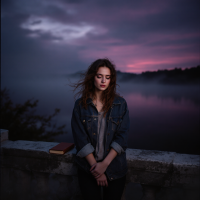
[81,117,92,130]
[111,117,121,131]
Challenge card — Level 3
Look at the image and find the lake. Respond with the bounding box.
[3,75,199,155]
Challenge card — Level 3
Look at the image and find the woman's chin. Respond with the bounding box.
[96,87,106,91]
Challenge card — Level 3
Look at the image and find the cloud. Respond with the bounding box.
[20,15,107,44]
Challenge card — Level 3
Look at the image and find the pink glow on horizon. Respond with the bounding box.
[126,55,199,73]
[79,41,199,73]
[126,93,197,113]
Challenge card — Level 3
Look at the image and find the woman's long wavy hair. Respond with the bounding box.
[72,58,119,115]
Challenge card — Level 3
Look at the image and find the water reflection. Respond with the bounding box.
[125,92,199,154]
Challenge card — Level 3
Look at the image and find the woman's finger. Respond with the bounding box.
[91,169,98,175]
[92,172,99,177]
[90,163,97,171]
[105,180,108,187]
[103,181,106,187]
[91,170,98,175]
[95,174,101,179]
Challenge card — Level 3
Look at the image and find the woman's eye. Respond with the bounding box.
[96,75,110,79]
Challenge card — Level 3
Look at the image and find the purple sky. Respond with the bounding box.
[1,0,200,78]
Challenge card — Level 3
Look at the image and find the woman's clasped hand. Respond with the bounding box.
[96,173,108,187]
[90,161,108,178]
[90,162,109,186]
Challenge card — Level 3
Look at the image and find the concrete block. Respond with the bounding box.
[173,153,200,175]
[126,148,175,173]
[1,129,8,142]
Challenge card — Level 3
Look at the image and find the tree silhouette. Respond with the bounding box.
[0,88,67,141]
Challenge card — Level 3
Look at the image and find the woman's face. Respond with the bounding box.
[94,66,111,91]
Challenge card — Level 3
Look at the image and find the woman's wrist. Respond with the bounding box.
[102,148,118,167]
[90,162,97,167]
[85,153,97,166]
[102,158,110,167]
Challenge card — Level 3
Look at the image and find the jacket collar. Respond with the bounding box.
[86,98,93,105]
[86,96,121,105]
[112,96,121,104]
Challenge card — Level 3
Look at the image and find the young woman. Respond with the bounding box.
[71,58,130,200]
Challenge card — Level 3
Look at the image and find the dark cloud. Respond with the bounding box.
[1,0,15,9]
[1,15,86,80]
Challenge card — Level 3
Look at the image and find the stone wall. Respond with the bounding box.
[1,129,199,200]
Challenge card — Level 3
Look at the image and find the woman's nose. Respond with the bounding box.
[102,77,106,83]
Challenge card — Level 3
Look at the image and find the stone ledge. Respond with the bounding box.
[1,139,199,189]
[126,149,175,173]
[173,153,200,174]
[1,140,75,161]
[0,129,9,142]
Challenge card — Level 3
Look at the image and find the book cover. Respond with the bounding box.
[49,142,75,154]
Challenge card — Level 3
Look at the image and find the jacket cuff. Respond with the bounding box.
[77,143,94,158]
[110,141,125,155]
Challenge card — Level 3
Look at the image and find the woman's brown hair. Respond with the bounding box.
[72,58,119,115]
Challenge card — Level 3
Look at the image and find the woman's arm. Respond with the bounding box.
[110,100,130,154]
[71,104,95,158]
[103,148,118,166]
[85,153,97,166]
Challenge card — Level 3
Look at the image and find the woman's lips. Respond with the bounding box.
[100,85,106,87]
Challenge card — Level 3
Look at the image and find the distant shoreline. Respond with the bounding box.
[67,65,200,85]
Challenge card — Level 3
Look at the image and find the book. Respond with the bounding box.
[49,142,75,155]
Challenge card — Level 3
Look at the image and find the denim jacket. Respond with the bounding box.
[71,96,130,181]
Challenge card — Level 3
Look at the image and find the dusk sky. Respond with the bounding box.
[1,0,200,79]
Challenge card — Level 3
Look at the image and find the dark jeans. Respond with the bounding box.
[77,169,126,200]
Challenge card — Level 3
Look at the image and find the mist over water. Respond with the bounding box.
[2,75,199,154]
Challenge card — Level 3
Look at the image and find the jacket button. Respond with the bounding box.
[111,177,113,180]
[107,149,109,152]
[83,120,85,123]
[93,133,96,135]
[94,118,96,120]
[107,133,110,135]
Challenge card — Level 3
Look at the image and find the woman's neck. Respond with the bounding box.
[93,90,104,112]
[95,90,103,101]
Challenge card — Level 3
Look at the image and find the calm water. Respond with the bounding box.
[3,75,200,154]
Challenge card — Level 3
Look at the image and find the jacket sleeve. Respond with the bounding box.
[71,104,94,158]
[110,100,130,154]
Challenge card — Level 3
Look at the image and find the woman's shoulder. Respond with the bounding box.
[74,97,82,108]
[113,95,127,105]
